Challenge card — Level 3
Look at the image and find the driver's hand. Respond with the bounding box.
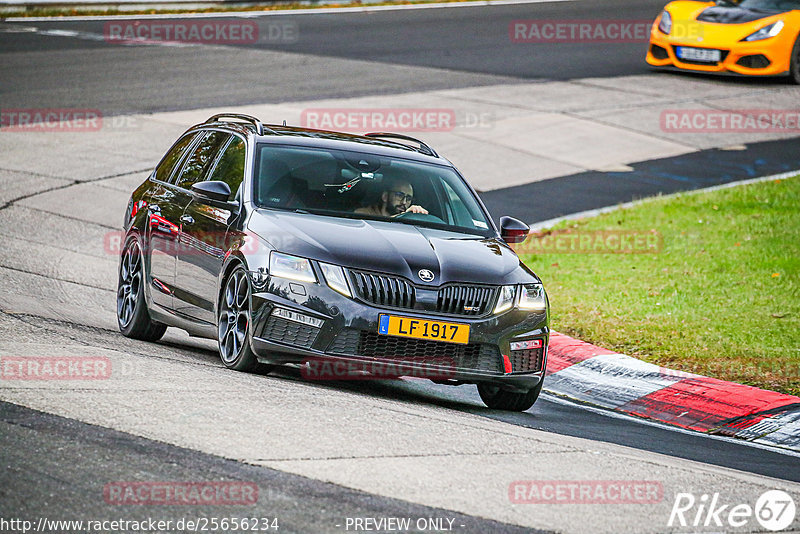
[405,205,428,214]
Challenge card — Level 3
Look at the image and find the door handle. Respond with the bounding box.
[180,215,194,224]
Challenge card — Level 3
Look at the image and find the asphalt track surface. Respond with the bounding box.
[2,0,680,114]
[482,137,800,223]
[2,1,800,531]
[0,401,540,534]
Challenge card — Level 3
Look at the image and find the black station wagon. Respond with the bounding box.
[117,114,550,411]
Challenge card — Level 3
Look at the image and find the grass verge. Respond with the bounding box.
[518,175,800,396]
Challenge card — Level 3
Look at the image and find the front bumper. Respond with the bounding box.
[646,26,792,77]
[248,276,549,392]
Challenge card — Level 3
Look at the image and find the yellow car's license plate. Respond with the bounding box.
[378,314,469,345]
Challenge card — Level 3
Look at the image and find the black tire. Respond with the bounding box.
[477,378,544,412]
[791,34,800,85]
[117,237,167,342]
[217,265,260,372]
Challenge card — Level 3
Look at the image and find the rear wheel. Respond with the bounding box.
[218,266,260,372]
[477,378,544,412]
[117,237,167,341]
[790,34,800,84]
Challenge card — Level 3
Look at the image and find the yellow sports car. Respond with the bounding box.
[646,0,800,83]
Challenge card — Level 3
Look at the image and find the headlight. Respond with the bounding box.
[743,20,784,41]
[517,283,547,312]
[319,262,351,297]
[494,285,516,314]
[658,10,672,34]
[269,251,316,283]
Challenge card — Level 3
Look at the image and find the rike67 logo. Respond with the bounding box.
[669,490,796,531]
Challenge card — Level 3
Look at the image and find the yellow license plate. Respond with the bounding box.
[378,314,469,345]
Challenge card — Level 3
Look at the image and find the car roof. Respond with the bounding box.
[198,115,450,166]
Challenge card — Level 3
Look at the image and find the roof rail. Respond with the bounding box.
[205,113,274,135]
[364,132,438,158]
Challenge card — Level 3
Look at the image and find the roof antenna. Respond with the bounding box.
[283,120,287,126]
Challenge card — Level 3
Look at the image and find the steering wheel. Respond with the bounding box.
[395,211,445,224]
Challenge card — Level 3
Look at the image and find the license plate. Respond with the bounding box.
[378,314,469,345]
[676,46,721,63]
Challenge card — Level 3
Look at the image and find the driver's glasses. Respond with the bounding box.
[390,190,414,204]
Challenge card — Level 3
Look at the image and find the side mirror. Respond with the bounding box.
[191,181,231,203]
[500,216,529,244]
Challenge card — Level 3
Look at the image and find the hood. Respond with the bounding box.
[697,5,783,23]
[248,210,537,286]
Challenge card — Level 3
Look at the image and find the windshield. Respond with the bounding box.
[716,0,800,11]
[253,144,494,236]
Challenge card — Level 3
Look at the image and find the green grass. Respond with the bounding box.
[518,175,800,396]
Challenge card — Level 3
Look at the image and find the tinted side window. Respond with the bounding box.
[175,131,230,190]
[154,133,197,183]
[207,137,246,201]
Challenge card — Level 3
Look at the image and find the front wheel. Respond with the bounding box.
[117,237,167,342]
[790,35,800,84]
[218,266,260,372]
[477,378,544,412]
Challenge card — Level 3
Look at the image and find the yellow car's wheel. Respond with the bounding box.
[791,34,800,85]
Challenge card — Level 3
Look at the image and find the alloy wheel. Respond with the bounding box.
[117,240,142,329]
[218,269,251,364]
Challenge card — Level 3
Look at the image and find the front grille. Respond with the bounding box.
[509,348,545,373]
[260,315,319,349]
[349,270,415,308]
[437,285,497,316]
[327,329,503,374]
[348,269,497,317]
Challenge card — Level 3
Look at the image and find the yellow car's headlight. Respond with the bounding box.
[658,10,672,34]
[743,20,784,41]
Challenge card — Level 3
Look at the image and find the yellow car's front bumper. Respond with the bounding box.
[646,18,795,77]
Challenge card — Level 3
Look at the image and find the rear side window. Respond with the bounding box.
[154,133,197,183]
[174,131,230,190]
[207,136,246,201]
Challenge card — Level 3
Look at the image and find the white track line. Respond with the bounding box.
[3,0,573,22]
